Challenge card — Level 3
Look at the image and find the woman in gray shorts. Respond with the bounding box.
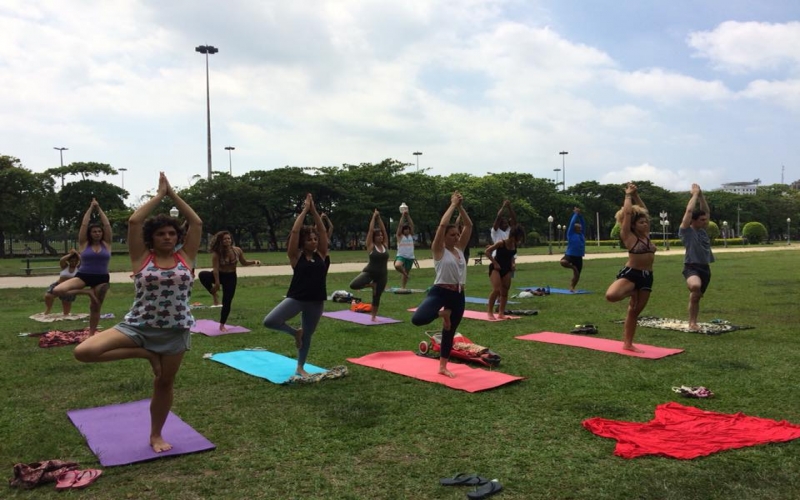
[73,172,203,454]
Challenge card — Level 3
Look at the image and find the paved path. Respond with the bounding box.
[1,245,796,289]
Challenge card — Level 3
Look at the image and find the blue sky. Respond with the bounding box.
[1,0,799,202]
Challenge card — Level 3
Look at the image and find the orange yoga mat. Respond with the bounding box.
[347,351,523,392]
[516,332,684,359]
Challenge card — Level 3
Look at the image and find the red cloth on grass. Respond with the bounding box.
[583,402,800,459]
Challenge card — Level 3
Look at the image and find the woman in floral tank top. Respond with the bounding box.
[73,172,203,454]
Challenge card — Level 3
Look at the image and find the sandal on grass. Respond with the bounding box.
[672,386,714,398]
[467,479,504,499]
[439,473,489,486]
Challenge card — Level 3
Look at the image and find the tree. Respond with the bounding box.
[45,161,118,185]
[0,156,48,256]
[57,180,128,230]
[742,222,767,244]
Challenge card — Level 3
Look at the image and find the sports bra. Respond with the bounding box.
[629,236,657,254]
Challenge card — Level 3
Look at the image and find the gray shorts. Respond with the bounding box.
[115,322,191,355]
[47,282,76,302]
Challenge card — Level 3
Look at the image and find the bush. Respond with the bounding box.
[742,222,767,244]
[706,221,720,240]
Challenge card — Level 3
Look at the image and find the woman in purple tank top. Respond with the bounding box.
[52,198,112,335]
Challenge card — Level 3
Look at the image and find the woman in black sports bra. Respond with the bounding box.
[605,183,655,353]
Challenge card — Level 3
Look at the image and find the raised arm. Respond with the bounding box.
[405,211,415,234]
[308,195,328,259]
[698,186,710,215]
[128,174,169,266]
[456,203,472,251]
[431,191,462,260]
[287,194,311,265]
[167,177,202,263]
[619,184,636,246]
[377,211,388,245]
[77,201,96,247]
[492,200,508,231]
[94,203,112,246]
[506,200,517,228]
[681,184,701,229]
[395,212,405,240]
[365,210,378,253]
[566,207,582,237]
[321,213,334,243]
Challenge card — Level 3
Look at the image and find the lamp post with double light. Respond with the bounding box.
[559,151,568,190]
[118,168,127,189]
[54,147,68,187]
[547,215,554,255]
[659,211,669,250]
[722,221,728,248]
[224,146,235,175]
[195,44,219,180]
[553,168,561,188]
[412,152,422,172]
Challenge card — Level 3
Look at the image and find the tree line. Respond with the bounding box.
[2,154,798,257]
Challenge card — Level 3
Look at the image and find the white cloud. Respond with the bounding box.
[609,69,733,104]
[599,163,722,192]
[740,79,800,109]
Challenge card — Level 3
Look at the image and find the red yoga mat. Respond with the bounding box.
[407,308,520,322]
[347,351,523,392]
[515,332,684,359]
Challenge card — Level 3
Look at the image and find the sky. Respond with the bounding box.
[2,0,799,203]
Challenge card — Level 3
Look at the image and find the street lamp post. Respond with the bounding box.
[170,207,179,218]
[53,147,68,187]
[659,211,669,250]
[195,44,219,180]
[224,146,235,175]
[722,221,728,248]
[413,151,422,172]
[788,218,792,245]
[547,215,554,255]
[553,168,561,188]
[559,151,568,191]
[557,224,562,248]
[118,168,128,189]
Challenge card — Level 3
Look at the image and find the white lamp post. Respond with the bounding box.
[659,211,669,250]
[722,221,728,248]
[399,202,408,214]
[788,218,792,245]
[547,215,554,255]
[170,207,179,218]
[557,224,562,248]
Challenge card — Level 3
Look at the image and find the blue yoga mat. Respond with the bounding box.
[210,350,327,384]
[464,296,519,305]
[517,287,591,294]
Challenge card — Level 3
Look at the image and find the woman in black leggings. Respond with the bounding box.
[198,231,261,332]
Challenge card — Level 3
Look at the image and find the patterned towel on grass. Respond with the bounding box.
[612,317,753,335]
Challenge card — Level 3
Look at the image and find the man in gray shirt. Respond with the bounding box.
[679,183,715,331]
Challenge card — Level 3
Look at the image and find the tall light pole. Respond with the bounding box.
[553,168,561,188]
[196,44,219,180]
[559,151,568,191]
[659,211,669,250]
[224,146,235,175]
[547,215,554,255]
[788,218,792,245]
[736,204,741,238]
[413,151,422,172]
[118,168,127,189]
[722,221,728,248]
[54,147,68,187]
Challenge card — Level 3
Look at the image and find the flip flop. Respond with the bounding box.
[439,473,489,486]
[467,479,503,499]
[71,469,103,489]
[55,470,80,490]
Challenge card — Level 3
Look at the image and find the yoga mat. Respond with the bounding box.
[464,296,519,305]
[29,312,89,322]
[347,351,523,393]
[210,350,328,384]
[517,287,591,294]
[386,287,428,293]
[67,399,215,467]
[322,309,402,325]
[516,332,684,359]
[190,319,251,336]
[611,316,753,335]
[408,308,520,322]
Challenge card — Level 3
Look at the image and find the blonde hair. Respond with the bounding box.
[615,204,650,229]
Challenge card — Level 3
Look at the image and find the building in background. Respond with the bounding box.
[721,181,759,195]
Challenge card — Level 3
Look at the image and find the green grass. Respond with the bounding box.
[3,250,800,499]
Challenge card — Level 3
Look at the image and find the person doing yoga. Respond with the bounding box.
[73,172,203,453]
[485,225,525,319]
[560,207,586,292]
[394,209,416,289]
[349,209,389,322]
[411,191,472,378]
[679,183,714,331]
[198,231,261,332]
[605,183,655,352]
[43,250,81,315]
[262,193,330,377]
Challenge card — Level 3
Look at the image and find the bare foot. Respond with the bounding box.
[294,328,304,349]
[439,309,452,330]
[497,314,506,320]
[487,312,496,320]
[371,316,378,322]
[219,324,228,332]
[622,344,645,353]
[438,368,456,378]
[296,367,310,377]
[150,435,173,453]
[688,323,701,332]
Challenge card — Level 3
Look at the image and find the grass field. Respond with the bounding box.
[3,250,800,499]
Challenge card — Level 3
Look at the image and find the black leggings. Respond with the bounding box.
[198,271,237,324]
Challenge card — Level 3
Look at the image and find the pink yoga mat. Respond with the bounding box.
[407,308,520,322]
[516,332,684,359]
[322,309,402,325]
[347,351,523,392]
[190,319,251,336]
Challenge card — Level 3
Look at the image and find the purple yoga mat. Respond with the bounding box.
[67,399,215,466]
[190,319,251,336]
[322,309,402,325]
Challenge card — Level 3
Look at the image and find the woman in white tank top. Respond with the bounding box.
[43,249,81,315]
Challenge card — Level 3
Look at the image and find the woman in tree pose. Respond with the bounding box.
[605,183,654,352]
[198,231,261,332]
[73,172,202,453]
[393,209,416,289]
[52,198,113,335]
[560,207,586,292]
[485,226,525,319]
[349,209,389,321]
[263,194,330,377]
[411,191,472,378]
[43,249,81,315]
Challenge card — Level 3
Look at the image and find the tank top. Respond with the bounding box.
[434,248,466,286]
[79,244,111,274]
[397,235,415,259]
[124,253,195,329]
[287,253,330,301]
[60,265,79,279]
[362,245,389,275]
[495,244,516,271]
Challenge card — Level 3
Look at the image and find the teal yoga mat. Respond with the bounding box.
[210,350,327,384]
[517,287,591,294]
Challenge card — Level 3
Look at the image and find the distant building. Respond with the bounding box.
[721,181,758,195]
